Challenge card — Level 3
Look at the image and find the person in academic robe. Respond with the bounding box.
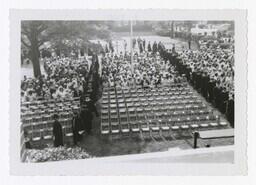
[52,114,63,147]
[72,111,82,145]
[208,79,216,103]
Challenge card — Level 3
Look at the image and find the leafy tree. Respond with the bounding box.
[21,21,111,77]
[21,21,48,77]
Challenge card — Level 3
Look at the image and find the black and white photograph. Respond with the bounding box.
[19,19,235,162]
[8,9,247,176]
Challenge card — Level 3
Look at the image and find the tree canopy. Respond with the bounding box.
[21,21,111,77]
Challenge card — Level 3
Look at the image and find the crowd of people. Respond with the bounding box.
[21,35,235,151]
[101,38,182,89]
[21,57,91,102]
[101,52,184,89]
[102,37,234,127]
[164,46,234,127]
[198,36,234,50]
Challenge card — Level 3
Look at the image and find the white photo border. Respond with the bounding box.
[9,9,247,175]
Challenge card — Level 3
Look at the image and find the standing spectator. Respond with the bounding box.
[123,39,127,53]
[147,42,152,52]
[143,39,146,51]
[153,41,158,54]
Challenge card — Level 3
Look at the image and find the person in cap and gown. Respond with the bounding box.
[52,114,64,147]
[72,111,82,145]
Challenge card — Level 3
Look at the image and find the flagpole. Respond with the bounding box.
[130,20,133,72]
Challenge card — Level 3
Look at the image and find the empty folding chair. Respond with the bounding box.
[171,125,180,131]
[209,122,218,128]
[33,116,42,123]
[102,99,109,105]
[31,129,42,144]
[128,108,137,122]
[180,125,190,136]
[118,98,125,103]
[140,121,150,138]
[101,116,110,136]
[120,121,130,136]
[126,102,134,108]
[159,120,170,137]
[200,123,210,129]
[190,123,199,130]
[219,121,228,127]
[110,103,117,110]
[136,108,144,120]
[149,120,160,137]
[65,125,74,138]
[43,128,53,141]
[130,121,141,137]
[110,116,120,139]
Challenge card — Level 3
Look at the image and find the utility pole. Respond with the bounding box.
[130,20,134,72]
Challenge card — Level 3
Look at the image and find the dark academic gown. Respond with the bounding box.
[208,80,215,103]
[53,121,64,147]
[72,116,81,145]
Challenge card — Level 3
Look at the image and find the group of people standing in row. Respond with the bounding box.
[104,37,167,55]
[161,48,234,127]
[132,37,165,54]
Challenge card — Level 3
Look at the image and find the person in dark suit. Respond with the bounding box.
[52,114,63,147]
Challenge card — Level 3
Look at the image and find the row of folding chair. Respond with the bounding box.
[102,103,208,117]
[21,111,74,123]
[120,90,193,99]
[21,97,80,108]
[23,118,72,131]
[22,118,74,143]
[103,82,187,91]
[101,103,210,126]
[101,118,228,138]
[21,100,80,111]
[21,106,80,119]
[121,94,198,102]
